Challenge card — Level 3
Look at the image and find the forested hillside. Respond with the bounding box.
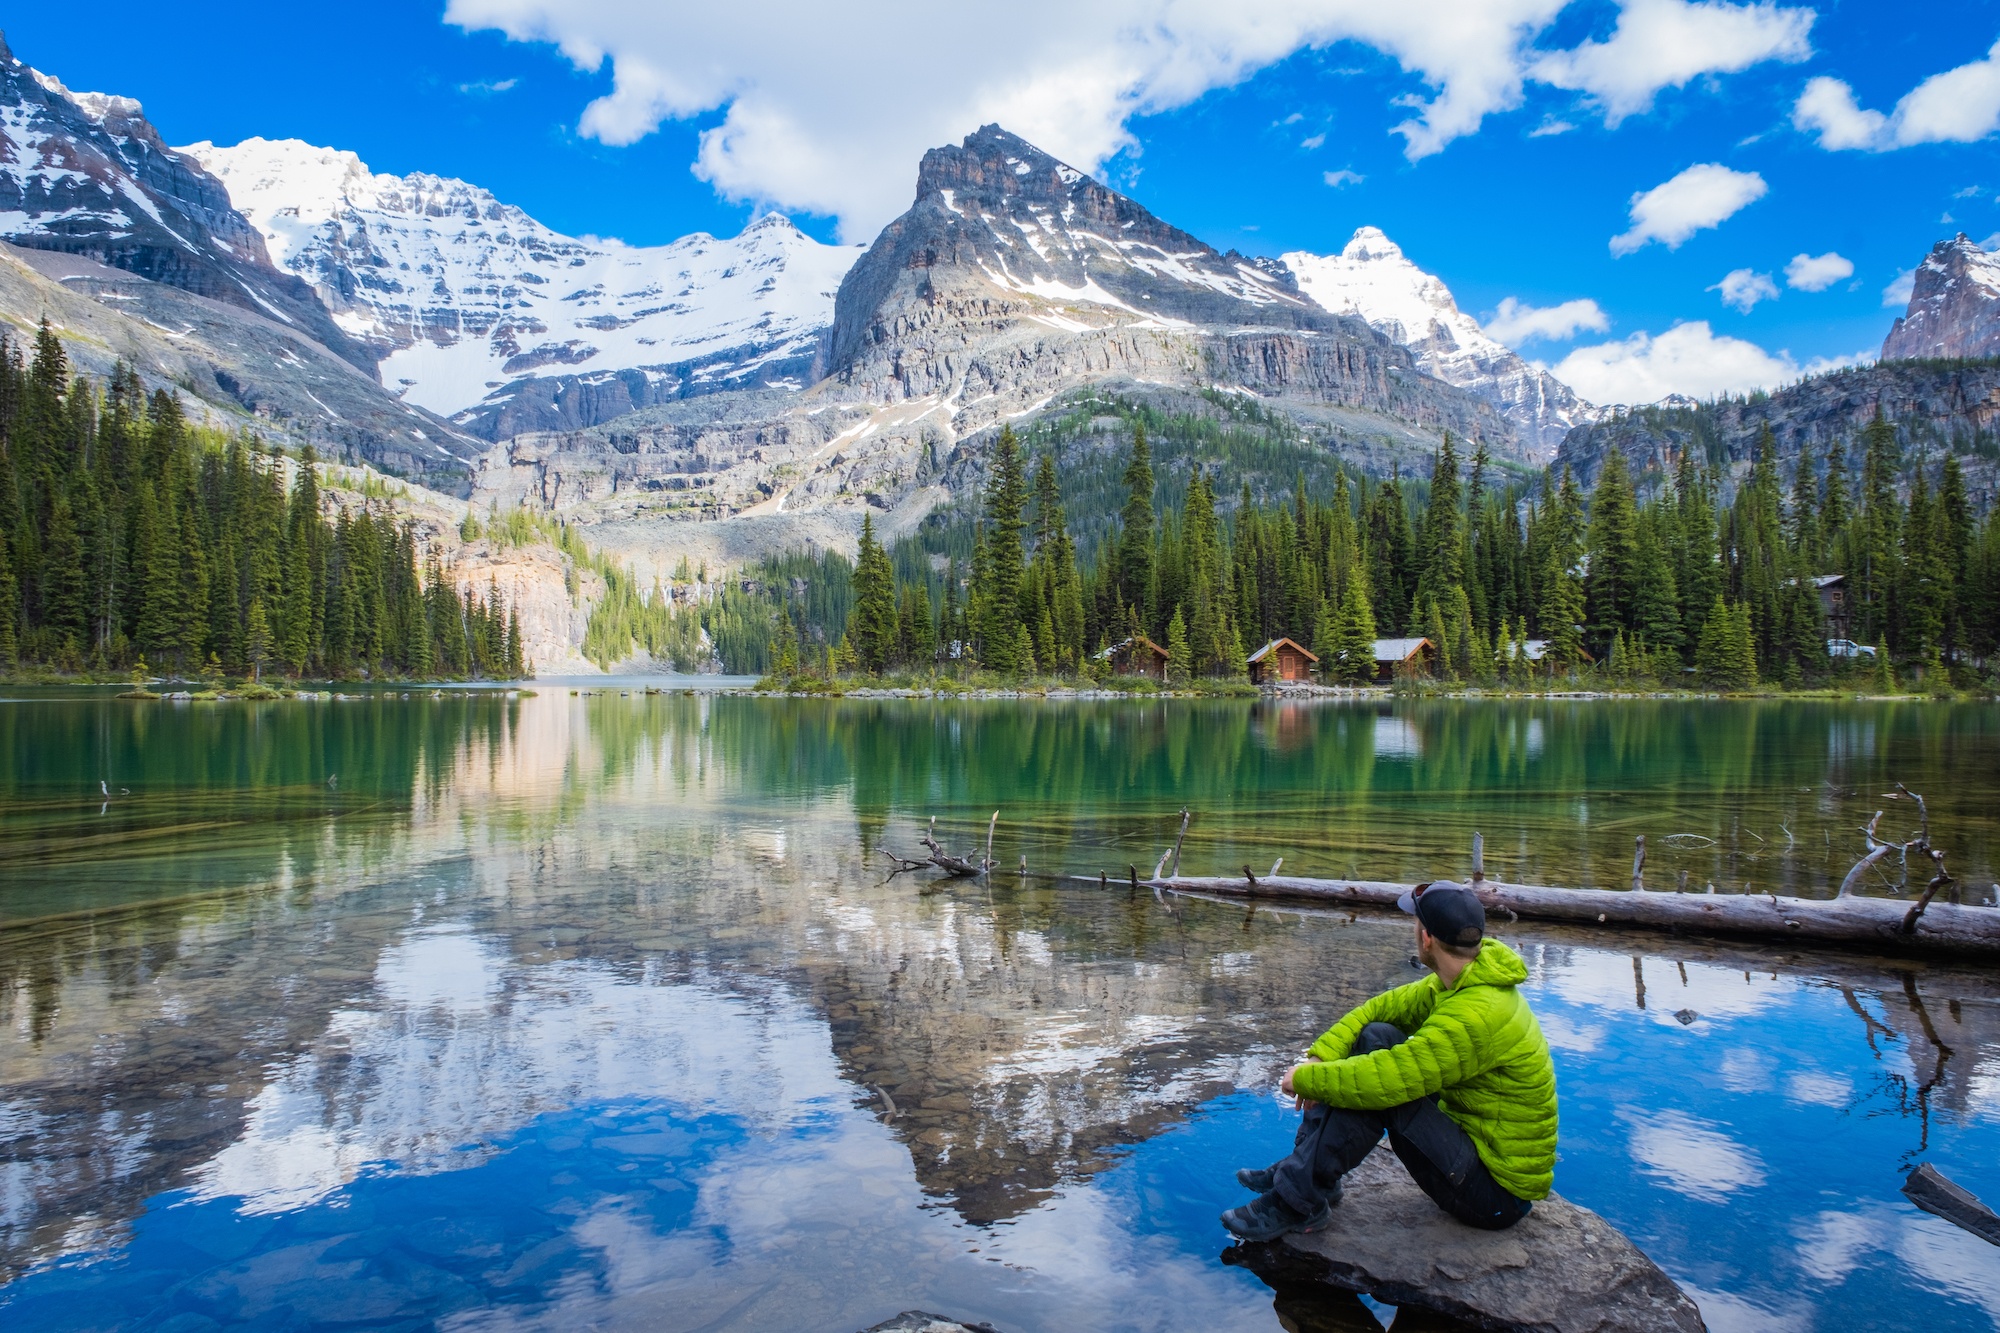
[0,324,524,679]
[595,388,2000,688]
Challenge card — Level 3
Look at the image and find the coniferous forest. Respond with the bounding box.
[760,400,2000,691]
[0,326,525,681]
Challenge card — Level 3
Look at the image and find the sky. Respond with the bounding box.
[9,2,1999,405]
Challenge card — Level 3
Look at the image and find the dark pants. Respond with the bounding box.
[1273,1022,1531,1231]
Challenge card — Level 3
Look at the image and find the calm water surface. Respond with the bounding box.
[1,691,1997,1332]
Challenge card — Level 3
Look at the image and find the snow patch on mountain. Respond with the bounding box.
[183,137,864,421]
[1283,227,1594,458]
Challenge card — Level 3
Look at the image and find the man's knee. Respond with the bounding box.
[1354,1022,1406,1055]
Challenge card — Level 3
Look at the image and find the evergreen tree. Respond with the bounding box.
[1165,605,1191,686]
[1585,448,1640,653]
[1328,562,1377,684]
[1116,423,1156,627]
[977,428,1030,671]
[849,512,897,672]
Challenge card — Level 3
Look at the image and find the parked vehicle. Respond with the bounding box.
[1827,639,1877,659]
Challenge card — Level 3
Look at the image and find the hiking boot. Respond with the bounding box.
[1235,1166,1277,1193]
[1220,1190,1333,1241]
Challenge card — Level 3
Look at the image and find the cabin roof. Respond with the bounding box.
[1094,634,1168,661]
[1371,637,1431,662]
[1247,637,1319,664]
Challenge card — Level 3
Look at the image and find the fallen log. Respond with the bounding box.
[1903,1164,2000,1246]
[1132,870,2000,956]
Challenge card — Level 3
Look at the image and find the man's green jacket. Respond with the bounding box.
[1290,938,1558,1200]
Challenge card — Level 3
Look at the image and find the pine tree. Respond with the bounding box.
[1585,448,1639,653]
[1116,423,1156,626]
[977,427,1029,671]
[1165,605,1191,686]
[1329,562,1377,684]
[1413,433,1464,614]
[849,512,896,673]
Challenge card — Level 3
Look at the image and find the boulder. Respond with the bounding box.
[1250,1148,1706,1333]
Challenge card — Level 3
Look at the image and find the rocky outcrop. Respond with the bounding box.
[0,36,366,370]
[1882,234,2000,362]
[1,242,483,488]
[1255,1148,1707,1332]
[1285,228,1597,460]
[1552,361,2000,505]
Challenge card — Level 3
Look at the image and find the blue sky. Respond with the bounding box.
[9,3,1997,402]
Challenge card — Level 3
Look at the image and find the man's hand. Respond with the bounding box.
[1281,1054,1322,1108]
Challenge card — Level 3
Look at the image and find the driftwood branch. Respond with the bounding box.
[1470,831,1485,886]
[1171,808,1191,878]
[1631,836,1646,894]
[910,813,999,877]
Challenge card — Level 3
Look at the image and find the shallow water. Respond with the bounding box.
[1,691,1997,1331]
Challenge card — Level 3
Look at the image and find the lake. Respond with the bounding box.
[2,689,1997,1332]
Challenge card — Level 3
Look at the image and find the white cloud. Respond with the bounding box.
[1883,268,1916,308]
[1323,168,1366,187]
[445,0,1817,237]
[1710,267,1778,311]
[1794,39,2000,151]
[1784,250,1853,290]
[1529,117,1577,136]
[1531,0,1814,125]
[458,77,520,95]
[1301,132,1327,149]
[1610,162,1767,255]
[1484,295,1610,343]
[1549,321,1801,402]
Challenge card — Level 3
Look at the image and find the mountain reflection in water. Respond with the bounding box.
[1,692,1997,1331]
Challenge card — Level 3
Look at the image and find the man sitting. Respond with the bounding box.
[1222,881,1558,1240]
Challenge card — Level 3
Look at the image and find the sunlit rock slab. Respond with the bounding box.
[859,1314,1001,1333]
[1267,1148,1706,1333]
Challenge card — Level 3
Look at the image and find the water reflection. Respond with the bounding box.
[1,694,1998,1330]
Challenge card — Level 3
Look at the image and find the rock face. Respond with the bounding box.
[1553,361,2000,505]
[819,125,1516,461]
[186,137,861,435]
[0,37,366,371]
[1882,234,2000,362]
[1267,1148,1707,1333]
[1284,228,1596,460]
[1,242,484,487]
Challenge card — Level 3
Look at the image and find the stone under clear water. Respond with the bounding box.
[0,689,1996,1331]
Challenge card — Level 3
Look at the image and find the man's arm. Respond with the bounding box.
[1292,997,1498,1108]
[1304,976,1438,1064]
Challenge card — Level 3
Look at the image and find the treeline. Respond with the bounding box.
[0,324,525,679]
[775,409,2000,689]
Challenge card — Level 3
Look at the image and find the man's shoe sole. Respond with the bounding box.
[1220,1202,1333,1242]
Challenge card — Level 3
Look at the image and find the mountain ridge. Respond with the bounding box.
[1881,233,2000,362]
[184,136,862,438]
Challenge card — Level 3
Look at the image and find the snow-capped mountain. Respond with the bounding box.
[0,37,366,368]
[183,138,863,438]
[1881,233,2000,361]
[1283,228,1592,459]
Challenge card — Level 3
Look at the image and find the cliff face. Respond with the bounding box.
[1882,235,2000,362]
[1552,361,2000,505]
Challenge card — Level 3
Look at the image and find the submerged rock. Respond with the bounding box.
[1241,1148,1705,1332]
[858,1314,1001,1333]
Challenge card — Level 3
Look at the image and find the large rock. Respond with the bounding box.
[1881,234,2000,362]
[1258,1149,1705,1333]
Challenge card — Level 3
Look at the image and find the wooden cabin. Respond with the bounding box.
[1095,635,1170,681]
[1247,637,1319,683]
[1370,636,1435,684]
[1812,574,1849,638]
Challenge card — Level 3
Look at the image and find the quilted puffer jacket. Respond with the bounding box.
[1290,938,1558,1200]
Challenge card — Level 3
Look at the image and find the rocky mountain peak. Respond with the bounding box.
[0,38,367,369]
[1283,227,1593,460]
[1881,233,2000,362]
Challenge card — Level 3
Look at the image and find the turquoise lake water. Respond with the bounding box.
[1,689,1996,1331]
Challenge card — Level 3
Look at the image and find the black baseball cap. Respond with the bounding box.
[1396,880,1486,948]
